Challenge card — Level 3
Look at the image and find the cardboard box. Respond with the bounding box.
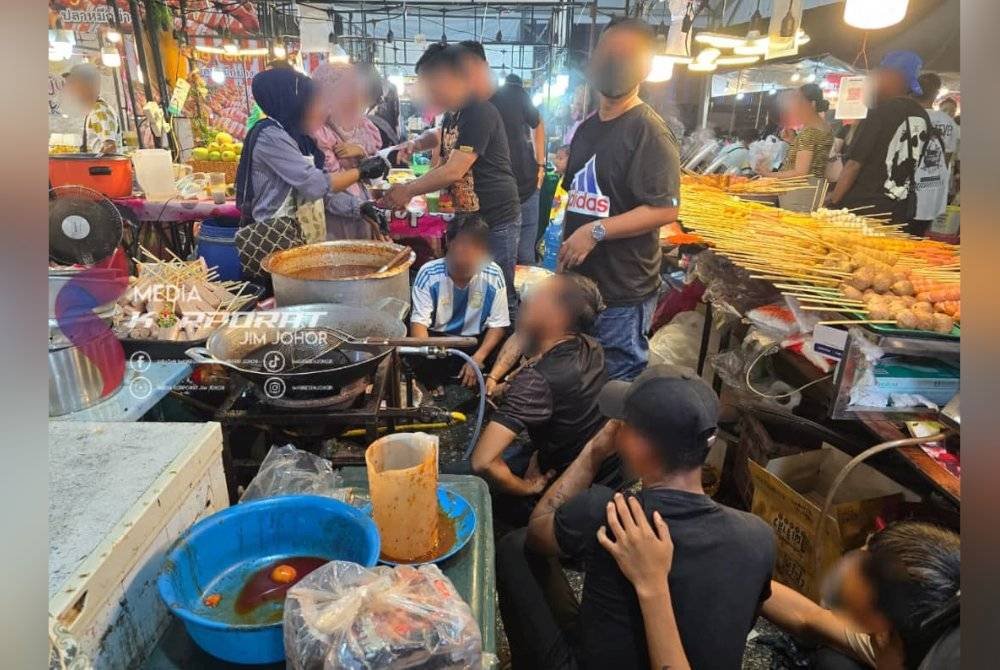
[750,444,906,600]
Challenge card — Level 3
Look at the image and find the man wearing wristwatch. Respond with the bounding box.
[558,18,681,381]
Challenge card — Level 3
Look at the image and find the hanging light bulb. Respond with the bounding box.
[273,41,286,59]
[101,46,121,68]
[105,29,121,44]
[646,54,674,83]
[843,0,909,30]
[386,28,395,44]
[736,92,745,101]
[210,68,225,84]
[495,29,503,43]
[750,1,767,35]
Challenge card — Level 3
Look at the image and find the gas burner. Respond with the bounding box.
[255,377,368,410]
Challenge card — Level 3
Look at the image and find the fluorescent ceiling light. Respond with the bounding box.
[694,32,746,49]
[716,55,761,66]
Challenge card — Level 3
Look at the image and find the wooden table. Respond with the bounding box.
[861,416,960,503]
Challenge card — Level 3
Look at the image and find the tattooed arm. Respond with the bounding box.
[485,332,524,395]
[526,420,621,556]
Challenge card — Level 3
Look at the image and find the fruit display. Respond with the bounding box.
[676,183,960,336]
[192,131,242,163]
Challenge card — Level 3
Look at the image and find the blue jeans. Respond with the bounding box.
[488,214,521,322]
[590,293,658,381]
[517,190,541,264]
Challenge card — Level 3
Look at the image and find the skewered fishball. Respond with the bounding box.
[932,313,955,334]
[913,310,934,331]
[848,266,876,291]
[840,284,864,301]
[912,301,934,313]
[868,305,892,321]
[895,309,919,330]
[872,271,894,293]
[900,295,916,307]
[891,280,914,296]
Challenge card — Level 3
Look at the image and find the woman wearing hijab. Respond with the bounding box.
[311,62,387,240]
[235,68,387,246]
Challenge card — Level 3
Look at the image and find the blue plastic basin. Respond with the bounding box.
[157,495,380,664]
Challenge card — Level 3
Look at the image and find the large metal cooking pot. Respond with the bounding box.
[261,241,415,310]
[49,330,125,416]
[185,302,407,395]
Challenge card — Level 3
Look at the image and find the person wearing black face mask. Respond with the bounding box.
[558,17,681,382]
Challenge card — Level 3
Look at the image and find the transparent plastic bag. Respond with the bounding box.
[649,310,704,369]
[284,561,482,670]
[240,444,345,503]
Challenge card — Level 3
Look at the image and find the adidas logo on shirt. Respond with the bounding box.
[566,155,611,217]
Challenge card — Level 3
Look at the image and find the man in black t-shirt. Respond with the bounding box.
[456,43,548,265]
[497,365,775,670]
[829,51,931,222]
[385,43,521,320]
[558,18,681,381]
[467,273,622,527]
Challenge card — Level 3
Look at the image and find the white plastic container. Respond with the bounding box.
[131,148,177,200]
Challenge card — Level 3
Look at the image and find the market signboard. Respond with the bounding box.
[51,0,259,36]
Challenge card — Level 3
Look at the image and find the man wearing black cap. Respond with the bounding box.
[497,366,775,670]
[828,51,932,224]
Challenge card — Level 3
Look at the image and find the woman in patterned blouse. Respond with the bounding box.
[757,83,834,180]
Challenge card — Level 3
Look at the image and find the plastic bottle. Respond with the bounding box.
[541,209,564,271]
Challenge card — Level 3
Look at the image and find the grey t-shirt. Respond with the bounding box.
[245,125,330,223]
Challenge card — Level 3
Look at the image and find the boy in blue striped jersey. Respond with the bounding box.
[409,214,510,395]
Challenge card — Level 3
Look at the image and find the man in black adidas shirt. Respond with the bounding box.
[558,17,681,382]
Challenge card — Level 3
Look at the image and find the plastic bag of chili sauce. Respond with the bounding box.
[365,433,439,562]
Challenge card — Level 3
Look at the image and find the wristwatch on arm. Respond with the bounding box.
[590,221,607,242]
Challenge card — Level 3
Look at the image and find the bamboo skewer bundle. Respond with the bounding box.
[675,183,961,334]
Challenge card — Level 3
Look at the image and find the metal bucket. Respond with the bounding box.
[48,330,124,416]
[261,241,414,310]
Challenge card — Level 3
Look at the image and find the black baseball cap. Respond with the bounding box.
[598,364,719,466]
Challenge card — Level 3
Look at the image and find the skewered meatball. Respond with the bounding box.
[872,271,894,293]
[862,289,879,302]
[868,305,892,321]
[932,313,955,334]
[912,301,934,313]
[848,266,876,291]
[896,309,919,329]
[913,310,934,331]
[840,285,864,301]
[900,295,916,307]
[891,280,914,296]
[892,269,910,283]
